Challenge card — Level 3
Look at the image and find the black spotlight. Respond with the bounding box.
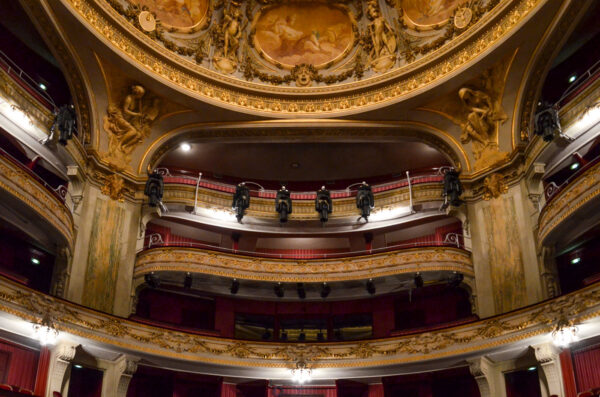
[448,272,464,288]
[414,273,424,288]
[280,330,288,341]
[262,329,271,340]
[274,282,285,298]
[184,272,193,289]
[534,102,561,142]
[317,330,325,341]
[230,278,240,294]
[320,282,331,298]
[297,283,306,299]
[366,278,376,295]
[298,330,306,341]
[144,272,160,288]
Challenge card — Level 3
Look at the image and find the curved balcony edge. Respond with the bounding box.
[134,246,473,283]
[538,160,600,245]
[162,180,444,221]
[0,153,74,248]
[0,275,598,372]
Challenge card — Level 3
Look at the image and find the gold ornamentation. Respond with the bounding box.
[453,7,472,29]
[213,2,245,74]
[138,10,156,32]
[101,174,127,201]
[0,277,599,368]
[482,173,507,200]
[102,85,160,171]
[364,0,397,72]
[135,246,474,282]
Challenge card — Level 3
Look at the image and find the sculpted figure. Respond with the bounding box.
[103,85,160,171]
[366,0,397,72]
[214,3,245,73]
[232,182,250,222]
[315,186,332,223]
[356,181,374,221]
[275,185,292,223]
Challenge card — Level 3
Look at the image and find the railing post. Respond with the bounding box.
[406,171,414,212]
[193,172,202,214]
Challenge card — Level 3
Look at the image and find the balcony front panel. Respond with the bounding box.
[0,154,74,248]
[538,160,600,245]
[135,246,472,283]
[0,276,598,375]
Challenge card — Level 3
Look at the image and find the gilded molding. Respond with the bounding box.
[134,246,473,283]
[538,160,600,244]
[60,0,543,115]
[0,276,598,369]
[0,68,53,130]
[162,180,443,220]
[0,155,74,248]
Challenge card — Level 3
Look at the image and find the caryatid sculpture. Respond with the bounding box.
[356,181,374,222]
[315,186,332,223]
[275,185,292,223]
[232,182,250,222]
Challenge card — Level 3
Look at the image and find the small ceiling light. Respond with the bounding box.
[527,366,537,371]
[414,273,424,288]
[73,364,83,369]
[31,258,40,265]
[39,83,47,91]
[320,282,331,298]
[297,283,306,299]
[552,319,578,347]
[180,142,191,152]
[570,163,580,170]
[274,282,284,298]
[366,278,376,295]
[230,278,240,294]
[184,272,193,289]
[571,257,581,265]
[568,74,577,83]
[290,162,300,169]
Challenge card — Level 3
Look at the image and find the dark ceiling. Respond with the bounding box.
[158,141,450,187]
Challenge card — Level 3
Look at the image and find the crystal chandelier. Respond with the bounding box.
[290,361,312,384]
[551,319,578,347]
[32,314,59,346]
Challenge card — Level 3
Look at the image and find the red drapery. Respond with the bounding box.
[572,344,600,392]
[367,385,383,397]
[34,347,51,396]
[0,340,39,391]
[268,386,336,397]
[560,348,578,397]
[221,383,237,397]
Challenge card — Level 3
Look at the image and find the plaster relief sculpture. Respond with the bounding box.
[101,174,128,201]
[102,85,160,172]
[482,173,508,200]
[213,2,245,74]
[129,0,209,29]
[365,0,397,72]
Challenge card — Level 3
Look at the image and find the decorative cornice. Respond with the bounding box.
[538,160,600,244]
[0,68,53,130]
[134,246,473,283]
[0,276,598,369]
[59,0,545,115]
[163,180,443,220]
[0,155,74,248]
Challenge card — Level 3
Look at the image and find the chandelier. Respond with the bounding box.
[551,319,578,347]
[290,361,312,384]
[32,314,59,346]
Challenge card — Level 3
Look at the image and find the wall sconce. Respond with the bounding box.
[32,314,59,346]
[551,319,578,347]
[290,361,312,384]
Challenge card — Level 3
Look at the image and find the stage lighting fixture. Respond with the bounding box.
[366,278,376,295]
[184,272,193,289]
[448,272,464,287]
[274,282,285,298]
[144,272,160,288]
[297,283,306,299]
[414,273,424,288]
[320,282,331,298]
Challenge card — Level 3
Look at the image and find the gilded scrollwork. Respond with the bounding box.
[102,84,160,171]
[481,173,508,200]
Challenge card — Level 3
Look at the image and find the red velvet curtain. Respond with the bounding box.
[34,347,51,396]
[572,345,600,392]
[560,348,578,397]
[0,340,39,390]
[367,384,383,397]
[221,383,237,397]
[268,386,336,397]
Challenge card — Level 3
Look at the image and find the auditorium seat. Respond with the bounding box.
[19,390,34,395]
[53,392,62,397]
[0,384,12,391]
[577,391,594,397]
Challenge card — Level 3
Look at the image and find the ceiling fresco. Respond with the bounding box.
[107,0,504,87]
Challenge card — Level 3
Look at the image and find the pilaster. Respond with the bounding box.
[533,342,565,397]
[102,355,139,397]
[47,343,76,397]
[468,356,499,397]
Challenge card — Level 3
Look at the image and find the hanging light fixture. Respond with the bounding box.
[551,319,578,347]
[32,314,59,346]
[290,361,312,384]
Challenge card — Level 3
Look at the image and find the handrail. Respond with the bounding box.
[557,58,600,108]
[0,146,67,203]
[158,167,447,200]
[0,50,56,110]
[544,153,600,203]
[141,232,466,259]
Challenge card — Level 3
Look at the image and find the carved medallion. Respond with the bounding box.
[453,7,472,29]
[138,11,156,32]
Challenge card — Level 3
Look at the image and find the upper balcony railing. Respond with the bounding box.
[544,153,600,204]
[157,167,449,199]
[0,50,56,111]
[142,232,466,260]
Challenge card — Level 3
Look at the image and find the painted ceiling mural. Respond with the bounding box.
[108,0,501,87]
